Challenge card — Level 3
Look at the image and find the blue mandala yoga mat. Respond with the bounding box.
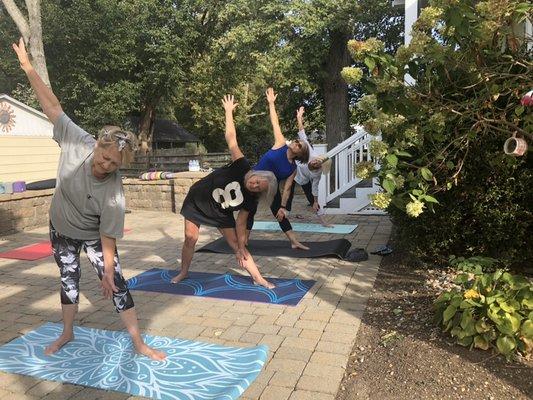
[0,322,268,400]
[127,268,315,306]
[253,221,357,234]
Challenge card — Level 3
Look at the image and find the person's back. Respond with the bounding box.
[254,144,295,181]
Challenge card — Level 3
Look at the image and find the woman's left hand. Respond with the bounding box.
[101,272,118,299]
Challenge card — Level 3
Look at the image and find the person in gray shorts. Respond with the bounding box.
[12,38,165,361]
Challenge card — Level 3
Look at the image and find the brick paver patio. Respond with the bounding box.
[0,196,391,399]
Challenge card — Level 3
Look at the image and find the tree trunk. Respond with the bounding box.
[2,0,50,87]
[138,102,156,154]
[322,30,351,150]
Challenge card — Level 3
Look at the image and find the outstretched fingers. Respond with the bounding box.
[222,94,238,111]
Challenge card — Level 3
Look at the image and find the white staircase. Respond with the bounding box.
[315,127,385,215]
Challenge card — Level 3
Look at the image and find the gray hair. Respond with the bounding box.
[244,170,277,208]
[97,125,138,166]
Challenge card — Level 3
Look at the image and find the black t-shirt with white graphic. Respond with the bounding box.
[180,157,257,228]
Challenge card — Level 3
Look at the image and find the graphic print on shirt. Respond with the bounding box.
[212,181,244,209]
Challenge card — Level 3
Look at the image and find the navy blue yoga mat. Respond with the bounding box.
[127,268,315,306]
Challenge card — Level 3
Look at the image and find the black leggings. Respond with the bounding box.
[286,181,314,211]
[246,187,292,232]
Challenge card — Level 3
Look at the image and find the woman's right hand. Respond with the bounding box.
[222,94,238,112]
[266,87,277,104]
[101,271,118,300]
[12,38,32,72]
[296,106,304,121]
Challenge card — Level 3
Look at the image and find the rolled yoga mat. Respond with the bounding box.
[127,268,316,306]
[26,179,56,190]
[197,237,352,259]
[253,221,358,234]
[0,322,268,400]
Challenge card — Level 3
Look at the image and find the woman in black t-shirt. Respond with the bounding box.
[173,95,277,288]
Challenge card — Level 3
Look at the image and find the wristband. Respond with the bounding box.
[280,205,286,209]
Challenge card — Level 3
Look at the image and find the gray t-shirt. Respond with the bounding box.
[49,113,125,240]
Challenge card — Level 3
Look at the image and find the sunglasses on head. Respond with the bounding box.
[103,130,133,151]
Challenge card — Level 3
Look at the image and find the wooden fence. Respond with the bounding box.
[121,151,231,177]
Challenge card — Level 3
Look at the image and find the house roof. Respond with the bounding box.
[0,93,50,122]
[125,116,199,143]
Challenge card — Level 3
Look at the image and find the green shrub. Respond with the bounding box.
[343,0,533,266]
[434,258,533,359]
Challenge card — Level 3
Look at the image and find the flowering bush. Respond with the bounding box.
[344,0,532,264]
[354,161,375,179]
[369,192,392,209]
[434,257,533,359]
[345,0,531,217]
[340,67,363,84]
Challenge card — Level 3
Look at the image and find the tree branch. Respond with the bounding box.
[1,0,30,40]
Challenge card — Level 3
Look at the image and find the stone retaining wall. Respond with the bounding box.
[0,189,54,236]
[122,171,207,212]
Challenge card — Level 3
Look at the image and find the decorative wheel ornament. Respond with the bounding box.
[0,102,16,133]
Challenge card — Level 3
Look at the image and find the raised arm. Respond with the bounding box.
[12,38,63,124]
[296,106,305,132]
[266,88,286,148]
[222,95,244,161]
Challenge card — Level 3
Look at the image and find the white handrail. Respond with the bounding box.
[317,127,380,208]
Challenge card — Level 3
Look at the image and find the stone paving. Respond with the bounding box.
[0,196,392,400]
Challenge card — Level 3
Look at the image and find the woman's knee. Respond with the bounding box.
[184,231,198,247]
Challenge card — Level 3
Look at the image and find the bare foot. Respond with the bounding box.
[291,241,310,250]
[171,272,188,284]
[44,333,74,355]
[135,342,166,361]
[253,279,276,289]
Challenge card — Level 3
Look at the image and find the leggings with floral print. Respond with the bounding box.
[49,222,134,313]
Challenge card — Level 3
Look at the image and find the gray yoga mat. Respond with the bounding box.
[197,238,352,259]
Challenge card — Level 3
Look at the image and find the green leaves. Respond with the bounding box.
[496,335,516,355]
[420,167,433,181]
[385,154,398,168]
[382,178,395,194]
[435,263,533,358]
[443,304,457,323]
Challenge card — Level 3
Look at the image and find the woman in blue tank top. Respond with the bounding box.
[246,88,310,250]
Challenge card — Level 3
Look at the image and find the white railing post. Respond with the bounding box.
[314,144,328,207]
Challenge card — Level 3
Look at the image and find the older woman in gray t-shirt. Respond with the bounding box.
[13,38,165,361]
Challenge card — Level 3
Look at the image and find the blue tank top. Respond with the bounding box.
[253,144,296,180]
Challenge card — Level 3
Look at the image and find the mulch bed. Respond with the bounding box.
[336,247,533,400]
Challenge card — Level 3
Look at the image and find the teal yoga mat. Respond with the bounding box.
[253,221,357,234]
[0,322,268,400]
